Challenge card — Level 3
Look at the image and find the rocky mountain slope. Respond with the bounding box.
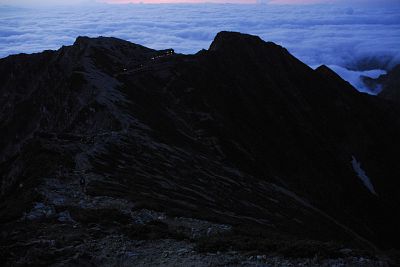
[1,32,400,266]
[362,64,400,98]
[378,64,400,103]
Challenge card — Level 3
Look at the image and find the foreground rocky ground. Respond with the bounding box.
[1,174,394,266]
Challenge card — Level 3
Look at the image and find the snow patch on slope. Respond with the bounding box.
[351,156,378,196]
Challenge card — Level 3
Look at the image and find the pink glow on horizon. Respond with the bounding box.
[269,0,328,3]
[102,0,255,3]
[102,0,328,3]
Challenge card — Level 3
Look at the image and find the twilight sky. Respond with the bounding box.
[0,0,399,93]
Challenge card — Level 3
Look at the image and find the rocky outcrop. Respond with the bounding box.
[361,64,400,100]
[378,64,400,102]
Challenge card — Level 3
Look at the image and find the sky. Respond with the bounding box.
[0,0,399,93]
[1,0,400,5]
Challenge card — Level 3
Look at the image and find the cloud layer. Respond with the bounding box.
[0,4,399,92]
[2,0,400,5]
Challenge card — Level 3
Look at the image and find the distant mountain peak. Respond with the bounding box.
[315,64,357,92]
[72,36,150,52]
[209,31,265,51]
[73,36,112,48]
[315,65,336,76]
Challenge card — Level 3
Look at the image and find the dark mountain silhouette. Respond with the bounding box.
[378,64,400,102]
[362,64,400,97]
[1,31,399,266]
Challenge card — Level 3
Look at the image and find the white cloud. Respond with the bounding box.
[324,65,386,93]
[0,4,399,93]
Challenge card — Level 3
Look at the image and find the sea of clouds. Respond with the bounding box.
[0,3,399,93]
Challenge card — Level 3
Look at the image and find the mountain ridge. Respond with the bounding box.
[1,31,399,266]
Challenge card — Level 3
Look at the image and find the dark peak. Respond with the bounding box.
[378,63,400,102]
[315,64,348,82]
[388,63,400,74]
[72,36,151,54]
[209,31,272,52]
[73,36,110,47]
[208,31,295,69]
[315,65,339,78]
[74,36,91,46]
[74,36,131,47]
[316,65,357,92]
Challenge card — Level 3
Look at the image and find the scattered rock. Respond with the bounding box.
[24,202,55,221]
[58,210,75,223]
